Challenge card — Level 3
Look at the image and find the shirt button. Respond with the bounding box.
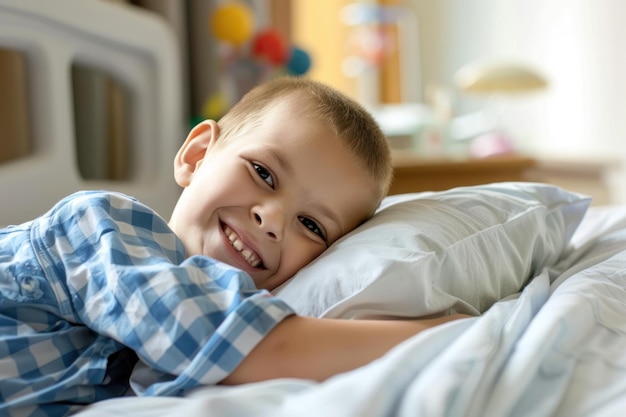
[20,276,44,299]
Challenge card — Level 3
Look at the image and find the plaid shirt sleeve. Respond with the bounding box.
[2,191,295,413]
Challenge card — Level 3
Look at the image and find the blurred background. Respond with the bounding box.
[1,0,624,206]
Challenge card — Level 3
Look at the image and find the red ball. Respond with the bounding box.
[252,29,288,65]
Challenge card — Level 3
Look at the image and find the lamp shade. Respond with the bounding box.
[455,61,548,93]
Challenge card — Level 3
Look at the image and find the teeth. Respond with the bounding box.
[224,225,261,267]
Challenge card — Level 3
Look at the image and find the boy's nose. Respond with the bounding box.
[252,205,284,242]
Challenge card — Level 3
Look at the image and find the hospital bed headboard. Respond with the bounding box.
[0,0,185,225]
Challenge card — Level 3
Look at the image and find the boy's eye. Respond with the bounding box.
[298,215,327,243]
[253,163,274,188]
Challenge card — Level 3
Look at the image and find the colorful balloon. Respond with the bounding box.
[251,29,288,65]
[210,2,255,46]
[286,46,311,75]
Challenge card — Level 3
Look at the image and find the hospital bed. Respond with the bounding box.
[1,1,626,416]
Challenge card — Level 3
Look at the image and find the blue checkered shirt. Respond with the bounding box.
[0,191,295,416]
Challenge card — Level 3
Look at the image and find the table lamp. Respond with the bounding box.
[454,60,548,157]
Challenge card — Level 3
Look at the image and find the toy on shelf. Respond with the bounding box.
[204,1,311,121]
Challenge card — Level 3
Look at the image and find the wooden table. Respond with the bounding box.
[388,152,538,195]
[531,155,621,206]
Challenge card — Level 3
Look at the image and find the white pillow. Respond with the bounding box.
[273,182,591,318]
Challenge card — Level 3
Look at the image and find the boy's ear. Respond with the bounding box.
[173,120,220,187]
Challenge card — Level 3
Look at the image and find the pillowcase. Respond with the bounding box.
[273,182,591,318]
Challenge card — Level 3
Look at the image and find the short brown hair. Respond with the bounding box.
[217,77,392,204]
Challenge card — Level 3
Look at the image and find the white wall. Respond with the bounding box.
[411,0,626,202]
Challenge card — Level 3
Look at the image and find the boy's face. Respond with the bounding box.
[169,97,379,290]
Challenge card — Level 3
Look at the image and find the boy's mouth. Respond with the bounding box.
[223,224,263,268]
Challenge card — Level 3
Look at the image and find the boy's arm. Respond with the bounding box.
[221,314,468,384]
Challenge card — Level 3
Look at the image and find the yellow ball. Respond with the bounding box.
[210,2,255,46]
[202,93,228,120]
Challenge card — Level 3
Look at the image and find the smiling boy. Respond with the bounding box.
[0,77,465,416]
[169,88,379,290]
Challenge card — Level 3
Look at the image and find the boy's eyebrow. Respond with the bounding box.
[267,148,293,177]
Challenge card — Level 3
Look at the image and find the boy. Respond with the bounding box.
[0,77,466,416]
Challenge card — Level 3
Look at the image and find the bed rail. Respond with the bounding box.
[0,0,185,225]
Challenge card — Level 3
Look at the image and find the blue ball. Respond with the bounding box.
[287,47,311,76]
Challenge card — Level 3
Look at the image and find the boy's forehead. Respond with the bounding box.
[266,96,377,203]
[267,92,320,122]
[245,104,378,232]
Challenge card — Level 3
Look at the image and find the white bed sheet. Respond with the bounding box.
[76,205,626,417]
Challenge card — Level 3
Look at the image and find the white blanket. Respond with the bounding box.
[79,207,626,417]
